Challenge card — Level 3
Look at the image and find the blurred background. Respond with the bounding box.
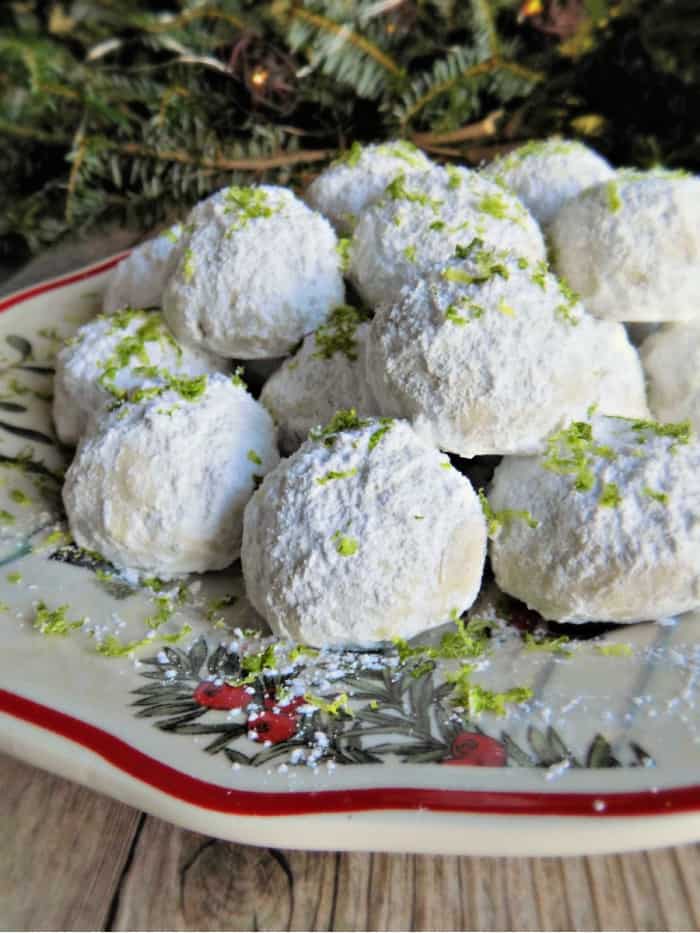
[1,0,698,273]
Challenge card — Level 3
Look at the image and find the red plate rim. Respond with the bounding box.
[2,255,700,820]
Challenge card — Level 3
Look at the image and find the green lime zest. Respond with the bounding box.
[182,248,195,283]
[606,180,622,212]
[334,141,363,167]
[478,489,538,538]
[223,186,275,235]
[531,260,548,289]
[7,571,22,584]
[236,644,277,684]
[231,366,247,389]
[446,664,533,716]
[304,692,352,717]
[332,531,359,557]
[595,643,633,657]
[599,482,621,508]
[0,509,15,525]
[643,486,669,505]
[313,305,370,362]
[403,244,417,262]
[33,601,84,636]
[288,644,320,661]
[384,173,443,212]
[368,418,394,451]
[336,237,351,272]
[310,408,369,444]
[247,449,263,466]
[555,277,581,326]
[446,164,463,189]
[523,632,571,656]
[316,468,358,486]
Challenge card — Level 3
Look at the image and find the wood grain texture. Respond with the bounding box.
[3,238,700,933]
[0,754,141,932]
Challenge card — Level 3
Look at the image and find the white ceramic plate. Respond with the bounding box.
[1,255,699,857]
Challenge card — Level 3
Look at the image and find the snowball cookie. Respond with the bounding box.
[306,140,433,234]
[641,323,700,432]
[63,374,279,576]
[489,415,700,623]
[549,169,700,322]
[242,414,487,645]
[53,308,225,446]
[348,166,546,307]
[103,224,182,314]
[481,139,614,226]
[366,247,648,457]
[163,185,344,358]
[260,306,378,453]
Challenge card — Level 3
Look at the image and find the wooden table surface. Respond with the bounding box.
[2,237,699,933]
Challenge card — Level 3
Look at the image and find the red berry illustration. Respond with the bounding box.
[248,709,298,744]
[193,682,253,710]
[263,693,306,712]
[443,732,507,767]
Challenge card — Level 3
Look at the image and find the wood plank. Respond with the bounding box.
[645,847,697,931]
[0,753,141,932]
[586,854,635,932]
[460,857,510,932]
[560,857,599,931]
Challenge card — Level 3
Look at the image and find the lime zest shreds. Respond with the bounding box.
[7,571,22,583]
[555,277,581,326]
[478,488,539,538]
[9,488,31,505]
[310,408,369,443]
[477,192,511,220]
[446,164,463,189]
[446,664,533,715]
[236,644,277,684]
[595,643,633,657]
[445,304,468,325]
[33,601,85,635]
[627,418,692,448]
[304,692,352,717]
[429,220,446,232]
[182,248,195,283]
[368,418,394,451]
[167,374,207,402]
[247,449,263,466]
[384,173,443,212]
[517,257,529,269]
[497,298,515,316]
[164,225,181,243]
[0,509,15,525]
[393,616,493,667]
[403,244,417,262]
[451,238,510,282]
[542,421,598,492]
[231,366,247,389]
[643,486,669,505]
[313,305,370,362]
[288,644,320,661]
[223,186,275,235]
[335,237,351,272]
[606,180,622,212]
[316,468,358,486]
[96,626,193,657]
[332,531,359,557]
[380,139,425,168]
[334,140,363,167]
[599,482,622,508]
[145,596,175,630]
[523,632,572,656]
[98,311,182,399]
[531,260,548,289]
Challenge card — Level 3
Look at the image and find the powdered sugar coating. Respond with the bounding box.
[306,141,433,234]
[260,321,377,453]
[53,309,225,445]
[162,185,344,358]
[366,253,648,457]
[241,418,487,645]
[102,225,183,313]
[549,170,700,322]
[641,323,700,431]
[63,374,279,576]
[482,139,614,226]
[489,416,700,623]
[348,167,546,307]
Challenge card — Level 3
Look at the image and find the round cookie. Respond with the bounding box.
[482,138,614,226]
[549,169,700,322]
[366,248,648,457]
[306,140,433,234]
[488,415,700,623]
[63,373,279,576]
[53,308,225,445]
[163,185,344,359]
[241,413,487,645]
[641,323,700,432]
[260,306,377,453]
[348,166,546,307]
[103,224,183,314]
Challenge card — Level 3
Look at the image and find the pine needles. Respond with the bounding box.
[1,0,698,264]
